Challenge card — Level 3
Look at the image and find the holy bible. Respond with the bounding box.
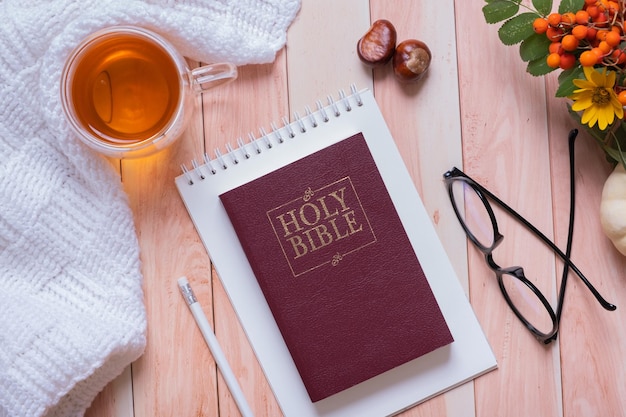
[219,132,454,402]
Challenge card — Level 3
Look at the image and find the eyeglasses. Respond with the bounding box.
[443,129,616,344]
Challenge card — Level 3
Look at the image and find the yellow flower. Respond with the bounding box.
[569,66,624,130]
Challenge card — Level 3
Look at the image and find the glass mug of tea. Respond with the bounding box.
[61,25,237,158]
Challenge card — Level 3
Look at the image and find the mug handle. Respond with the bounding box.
[191,63,238,92]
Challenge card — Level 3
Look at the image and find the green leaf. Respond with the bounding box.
[526,55,556,76]
[611,124,626,163]
[532,0,552,16]
[556,66,584,97]
[598,138,626,165]
[558,0,585,14]
[498,13,539,45]
[519,33,551,62]
[614,136,626,167]
[483,0,520,24]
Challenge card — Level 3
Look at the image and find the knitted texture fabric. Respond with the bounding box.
[0,1,300,417]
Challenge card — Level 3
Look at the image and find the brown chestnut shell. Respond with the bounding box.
[357,19,397,67]
[392,39,432,83]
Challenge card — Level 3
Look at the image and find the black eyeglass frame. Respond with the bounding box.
[444,129,616,344]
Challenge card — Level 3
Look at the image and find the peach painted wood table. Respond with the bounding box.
[85,1,626,416]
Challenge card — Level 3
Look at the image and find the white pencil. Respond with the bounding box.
[177,276,255,417]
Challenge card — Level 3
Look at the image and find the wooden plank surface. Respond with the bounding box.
[204,57,289,417]
[368,1,472,416]
[84,1,626,416]
[455,3,563,416]
[546,69,626,417]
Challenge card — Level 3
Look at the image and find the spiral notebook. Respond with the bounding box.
[218,131,455,402]
[175,86,496,417]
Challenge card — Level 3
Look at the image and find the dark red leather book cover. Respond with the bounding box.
[219,132,453,402]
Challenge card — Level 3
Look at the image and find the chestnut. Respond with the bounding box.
[392,39,431,83]
[357,19,397,67]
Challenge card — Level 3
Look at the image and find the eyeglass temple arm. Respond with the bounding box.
[465,141,616,312]
[554,132,577,320]
[546,129,578,343]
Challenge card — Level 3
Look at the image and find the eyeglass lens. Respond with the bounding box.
[499,272,555,335]
[449,180,495,248]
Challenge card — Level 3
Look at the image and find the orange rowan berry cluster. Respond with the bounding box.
[533,0,625,72]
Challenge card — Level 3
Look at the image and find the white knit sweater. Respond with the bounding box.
[0,1,300,416]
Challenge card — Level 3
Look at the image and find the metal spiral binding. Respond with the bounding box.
[180,84,364,186]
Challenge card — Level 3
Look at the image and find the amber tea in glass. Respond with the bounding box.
[61,26,237,158]
[70,33,181,144]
